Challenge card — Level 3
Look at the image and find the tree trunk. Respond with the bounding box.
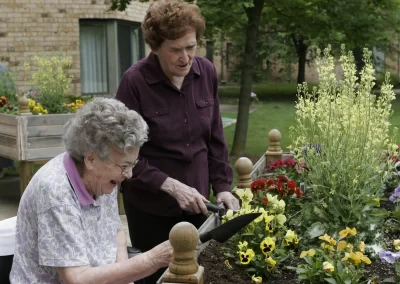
[291,35,308,84]
[353,46,364,80]
[230,0,265,156]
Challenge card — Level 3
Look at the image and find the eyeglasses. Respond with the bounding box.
[107,157,139,176]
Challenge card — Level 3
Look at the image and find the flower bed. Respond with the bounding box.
[198,47,400,284]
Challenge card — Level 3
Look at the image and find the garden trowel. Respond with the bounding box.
[199,212,261,244]
[205,202,239,217]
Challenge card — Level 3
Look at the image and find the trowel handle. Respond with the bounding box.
[205,203,223,213]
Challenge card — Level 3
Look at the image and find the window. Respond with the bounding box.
[79,22,108,94]
[79,20,145,95]
[205,41,214,63]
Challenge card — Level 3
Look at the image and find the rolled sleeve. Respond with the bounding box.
[38,205,89,267]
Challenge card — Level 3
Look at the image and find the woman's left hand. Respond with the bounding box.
[216,192,240,210]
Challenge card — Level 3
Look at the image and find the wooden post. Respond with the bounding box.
[19,161,34,195]
[117,189,125,215]
[265,129,282,164]
[18,95,32,116]
[235,157,253,189]
[158,222,204,284]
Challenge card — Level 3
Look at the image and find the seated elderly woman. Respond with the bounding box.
[9,98,173,284]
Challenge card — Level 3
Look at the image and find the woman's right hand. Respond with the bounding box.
[160,178,209,215]
[147,240,174,269]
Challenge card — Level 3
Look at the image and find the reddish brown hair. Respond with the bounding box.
[142,0,206,50]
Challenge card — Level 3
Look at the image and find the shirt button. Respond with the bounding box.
[155,111,159,115]
[205,102,208,105]
[180,94,183,97]
[184,119,187,123]
[186,143,190,147]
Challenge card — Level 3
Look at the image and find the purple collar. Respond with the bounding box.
[63,153,94,206]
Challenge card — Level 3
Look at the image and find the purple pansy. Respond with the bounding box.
[389,185,400,203]
[379,250,400,264]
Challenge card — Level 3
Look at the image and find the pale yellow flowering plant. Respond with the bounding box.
[222,188,299,281]
[25,56,73,113]
[289,45,397,238]
[294,227,371,284]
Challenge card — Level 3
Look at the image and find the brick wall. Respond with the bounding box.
[0,0,150,95]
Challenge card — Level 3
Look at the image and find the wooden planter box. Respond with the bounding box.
[0,113,73,161]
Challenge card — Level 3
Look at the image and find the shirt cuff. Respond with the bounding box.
[212,183,232,195]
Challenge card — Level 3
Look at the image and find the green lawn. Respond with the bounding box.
[222,99,400,161]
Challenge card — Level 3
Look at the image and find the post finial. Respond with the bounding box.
[159,222,204,283]
[266,129,282,164]
[18,93,32,115]
[235,157,253,189]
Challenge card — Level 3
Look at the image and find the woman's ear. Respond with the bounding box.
[84,152,96,171]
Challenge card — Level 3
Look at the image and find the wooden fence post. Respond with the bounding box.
[235,157,253,189]
[265,129,282,164]
[158,222,204,284]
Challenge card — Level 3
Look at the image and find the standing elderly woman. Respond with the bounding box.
[10,98,173,284]
[116,0,240,282]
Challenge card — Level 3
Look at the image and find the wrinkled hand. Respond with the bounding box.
[146,240,174,269]
[216,191,240,210]
[161,178,209,215]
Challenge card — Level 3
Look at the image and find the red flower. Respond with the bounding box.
[295,187,303,197]
[262,197,269,206]
[283,158,297,168]
[251,178,268,192]
[276,175,289,183]
[266,179,274,186]
[287,180,296,190]
[392,155,399,163]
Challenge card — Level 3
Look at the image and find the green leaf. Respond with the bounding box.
[296,267,307,273]
[298,274,309,280]
[246,267,257,273]
[324,278,337,284]
[395,262,400,277]
[382,277,396,282]
[241,232,255,237]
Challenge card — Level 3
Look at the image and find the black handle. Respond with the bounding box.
[199,231,213,244]
[205,203,223,213]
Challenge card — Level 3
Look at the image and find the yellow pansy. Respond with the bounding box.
[394,239,400,250]
[339,227,357,239]
[253,208,265,223]
[224,259,232,269]
[222,209,234,224]
[346,243,354,253]
[28,99,36,107]
[342,252,370,265]
[264,213,275,233]
[275,214,287,226]
[359,241,365,253]
[237,241,248,251]
[251,275,262,283]
[319,234,337,245]
[321,243,334,251]
[283,230,299,246]
[373,198,380,207]
[235,188,253,207]
[266,256,276,268]
[323,261,334,273]
[239,249,255,265]
[260,237,276,255]
[337,240,347,252]
[300,249,316,258]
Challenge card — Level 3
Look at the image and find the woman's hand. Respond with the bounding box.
[146,240,174,269]
[216,191,240,210]
[160,178,209,215]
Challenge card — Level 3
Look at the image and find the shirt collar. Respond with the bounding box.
[144,52,201,85]
[64,152,94,206]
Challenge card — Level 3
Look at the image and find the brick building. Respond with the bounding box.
[0,0,151,96]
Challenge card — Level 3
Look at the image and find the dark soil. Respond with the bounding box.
[198,241,397,284]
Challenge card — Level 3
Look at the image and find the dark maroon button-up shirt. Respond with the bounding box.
[116,52,233,216]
